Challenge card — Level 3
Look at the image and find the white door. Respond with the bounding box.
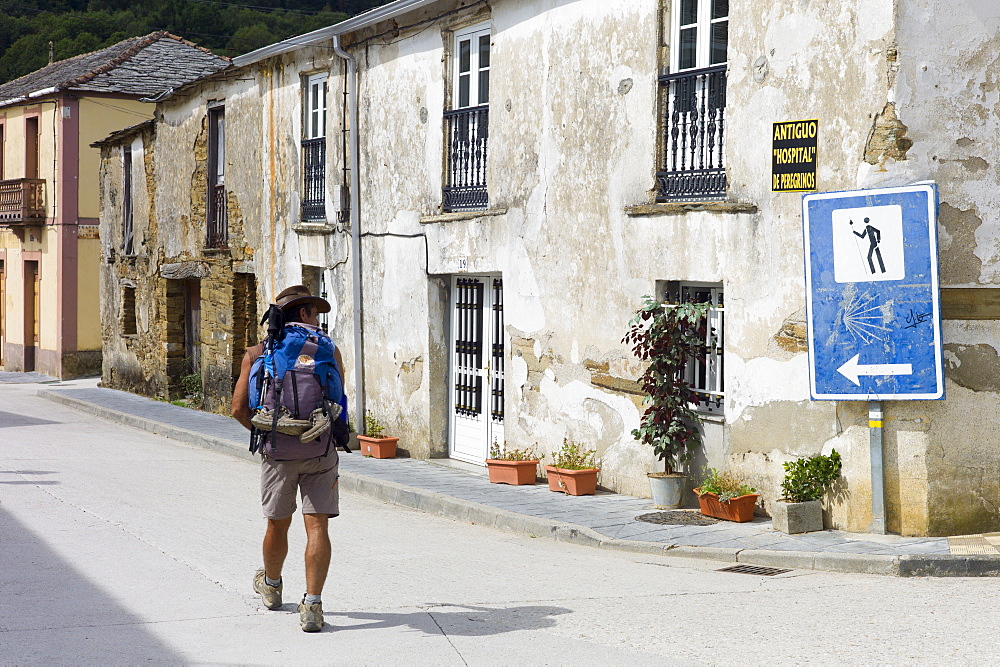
[449,275,504,464]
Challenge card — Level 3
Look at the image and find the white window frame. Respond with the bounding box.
[671,0,729,72]
[667,282,725,416]
[452,22,491,110]
[304,72,327,140]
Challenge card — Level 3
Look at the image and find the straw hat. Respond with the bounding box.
[274,284,331,314]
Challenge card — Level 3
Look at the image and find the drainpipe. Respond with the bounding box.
[332,34,366,434]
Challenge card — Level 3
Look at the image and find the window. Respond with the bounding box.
[25,116,39,179]
[122,285,137,336]
[302,73,328,222]
[657,0,728,202]
[302,265,330,332]
[443,23,490,212]
[122,144,134,255]
[663,281,725,415]
[206,105,227,248]
[0,123,5,179]
[673,0,728,72]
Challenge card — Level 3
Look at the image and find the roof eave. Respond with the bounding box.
[232,0,441,67]
[0,86,61,109]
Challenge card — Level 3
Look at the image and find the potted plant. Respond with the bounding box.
[544,439,600,496]
[694,468,759,522]
[623,295,710,508]
[357,412,398,459]
[772,449,842,534]
[486,440,540,485]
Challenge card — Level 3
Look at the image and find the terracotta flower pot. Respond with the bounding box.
[357,435,398,459]
[486,459,539,485]
[694,488,759,522]
[544,465,599,496]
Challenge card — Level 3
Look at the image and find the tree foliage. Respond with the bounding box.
[0,0,394,83]
[623,295,709,474]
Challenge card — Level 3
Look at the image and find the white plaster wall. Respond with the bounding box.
[346,0,974,527]
[96,0,1000,534]
[889,0,1000,534]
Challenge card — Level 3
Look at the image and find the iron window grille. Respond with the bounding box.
[656,65,727,202]
[206,106,227,248]
[301,138,326,221]
[454,277,484,417]
[444,105,489,212]
[491,277,504,423]
[665,283,725,414]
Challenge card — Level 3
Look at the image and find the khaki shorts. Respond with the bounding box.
[260,449,340,519]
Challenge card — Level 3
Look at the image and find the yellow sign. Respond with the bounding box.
[772,119,818,192]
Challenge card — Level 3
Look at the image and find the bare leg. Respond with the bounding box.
[263,516,293,580]
[303,513,331,596]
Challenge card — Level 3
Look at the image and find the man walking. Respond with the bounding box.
[232,285,345,632]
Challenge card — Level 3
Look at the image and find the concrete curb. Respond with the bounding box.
[39,388,1000,578]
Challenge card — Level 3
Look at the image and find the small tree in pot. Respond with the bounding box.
[623,295,710,508]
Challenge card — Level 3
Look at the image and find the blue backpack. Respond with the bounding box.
[248,321,350,460]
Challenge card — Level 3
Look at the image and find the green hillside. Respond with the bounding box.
[0,0,393,84]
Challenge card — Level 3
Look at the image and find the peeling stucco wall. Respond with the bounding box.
[342,0,1000,535]
[94,0,1000,536]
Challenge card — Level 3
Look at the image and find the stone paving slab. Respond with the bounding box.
[35,383,997,577]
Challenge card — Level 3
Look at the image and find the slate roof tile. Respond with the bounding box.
[0,31,229,105]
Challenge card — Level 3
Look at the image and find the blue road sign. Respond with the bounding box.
[803,184,943,400]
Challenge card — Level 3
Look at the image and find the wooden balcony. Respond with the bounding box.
[0,179,46,224]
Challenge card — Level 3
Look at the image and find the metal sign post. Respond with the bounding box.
[803,183,943,534]
[868,401,886,534]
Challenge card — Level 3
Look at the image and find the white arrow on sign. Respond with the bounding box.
[837,354,913,386]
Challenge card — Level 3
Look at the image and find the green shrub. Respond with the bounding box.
[489,440,539,461]
[781,450,842,502]
[180,372,201,398]
[548,438,598,470]
[364,412,386,438]
[698,468,756,502]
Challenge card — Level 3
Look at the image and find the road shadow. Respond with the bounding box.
[0,410,62,427]
[0,506,184,662]
[331,603,571,636]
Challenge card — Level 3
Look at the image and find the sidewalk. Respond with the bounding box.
[35,379,1000,578]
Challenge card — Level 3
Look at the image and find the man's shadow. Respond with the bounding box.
[325,603,571,636]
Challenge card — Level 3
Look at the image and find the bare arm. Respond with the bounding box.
[231,348,257,431]
[334,346,346,384]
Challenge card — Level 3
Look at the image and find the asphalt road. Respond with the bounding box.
[2,383,999,664]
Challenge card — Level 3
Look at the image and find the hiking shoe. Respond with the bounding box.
[298,599,324,632]
[253,568,282,610]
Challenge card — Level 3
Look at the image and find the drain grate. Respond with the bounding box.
[717,565,791,576]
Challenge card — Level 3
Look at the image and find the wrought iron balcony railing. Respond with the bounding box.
[443,105,489,212]
[656,65,727,202]
[206,183,228,248]
[0,178,45,223]
[301,137,326,221]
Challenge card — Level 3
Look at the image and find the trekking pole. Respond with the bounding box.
[249,305,285,455]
